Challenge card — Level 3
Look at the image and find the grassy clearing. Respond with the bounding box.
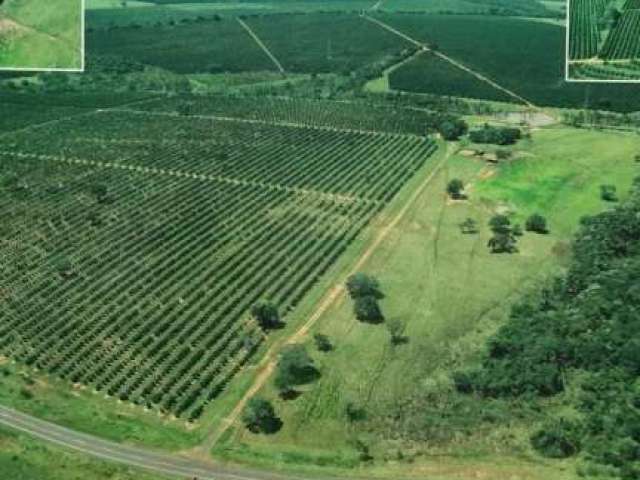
[0,426,165,480]
[212,125,639,479]
[0,0,82,69]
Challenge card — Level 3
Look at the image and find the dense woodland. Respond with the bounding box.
[455,179,640,479]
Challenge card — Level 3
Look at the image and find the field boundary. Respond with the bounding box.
[237,17,286,75]
[362,14,537,108]
[203,142,452,450]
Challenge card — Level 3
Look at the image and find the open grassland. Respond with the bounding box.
[0,0,82,69]
[380,13,640,111]
[214,126,639,478]
[0,101,437,426]
[0,427,163,480]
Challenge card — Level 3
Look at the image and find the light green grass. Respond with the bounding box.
[212,126,639,479]
[0,0,82,69]
[0,427,166,480]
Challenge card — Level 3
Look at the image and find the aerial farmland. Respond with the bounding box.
[0,1,639,480]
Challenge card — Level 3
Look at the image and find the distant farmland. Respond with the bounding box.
[0,99,437,421]
[380,13,640,110]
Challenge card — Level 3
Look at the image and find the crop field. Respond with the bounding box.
[137,94,450,136]
[0,0,83,70]
[0,106,437,421]
[568,0,608,59]
[569,60,640,80]
[88,17,276,74]
[241,13,409,74]
[600,9,640,59]
[379,13,640,110]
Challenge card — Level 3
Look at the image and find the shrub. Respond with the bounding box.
[251,301,281,330]
[525,213,549,234]
[242,397,282,434]
[313,333,333,352]
[446,178,465,199]
[354,295,384,323]
[531,418,581,458]
[601,184,618,202]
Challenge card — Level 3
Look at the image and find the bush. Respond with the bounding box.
[525,213,548,234]
[274,344,319,393]
[354,295,384,323]
[242,397,282,434]
[446,178,465,199]
[251,301,281,330]
[438,118,468,140]
[601,184,618,202]
[313,333,333,352]
[346,273,383,299]
[531,418,581,458]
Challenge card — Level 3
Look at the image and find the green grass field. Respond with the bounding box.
[0,0,83,70]
[213,125,639,478]
[0,427,164,480]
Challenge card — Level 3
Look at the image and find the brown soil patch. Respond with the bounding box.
[0,18,25,36]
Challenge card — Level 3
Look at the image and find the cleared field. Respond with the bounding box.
[0,107,437,422]
[243,13,409,74]
[0,0,83,69]
[380,13,640,111]
[137,94,452,136]
[87,18,275,73]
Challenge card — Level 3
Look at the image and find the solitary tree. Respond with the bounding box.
[346,273,383,300]
[489,214,512,234]
[488,232,518,253]
[242,397,282,434]
[446,179,465,199]
[526,213,549,234]
[354,295,384,323]
[600,184,618,202]
[313,333,333,352]
[274,344,319,394]
[251,301,281,330]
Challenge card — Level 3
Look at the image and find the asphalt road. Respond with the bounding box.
[0,405,313,480]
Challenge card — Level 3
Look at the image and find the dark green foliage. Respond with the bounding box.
[50,254,73,278]
[601,184,618,202]
[242,397,282,434]
[346,273,383,300]
[274,344,319,393]
[437,117,468,141]
[525,213,548,234]
[251,301,281,331]
[386,318,407,345]
[384,13,640,112]
[487,214,518,253]
[455,180,640,478]
[530,418,582,459]
[345,402,367,422]
[354,295,384,323]
[489,214,511,234]
[313,333,333,352]
[469,124,521,145]
[446,178,465,199]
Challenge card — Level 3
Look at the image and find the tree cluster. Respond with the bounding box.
[346,273,384,323]
[469,124,521,145]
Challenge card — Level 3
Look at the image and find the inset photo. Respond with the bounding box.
[0,0,83,71]
[567,0,640,82]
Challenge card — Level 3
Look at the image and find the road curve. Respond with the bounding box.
[0,405,316,480]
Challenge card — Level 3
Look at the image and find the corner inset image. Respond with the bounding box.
[567,0,640,81]
[0,0,83,71]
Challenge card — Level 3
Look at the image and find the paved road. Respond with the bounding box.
[0,405,314,480]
